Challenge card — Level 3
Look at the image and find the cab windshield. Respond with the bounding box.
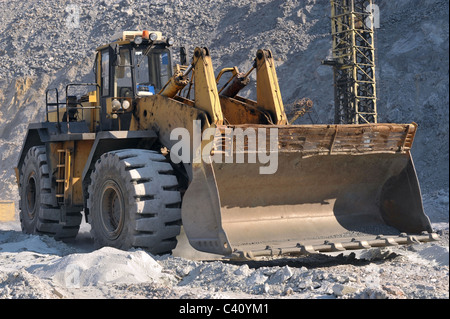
[134,47,172,96]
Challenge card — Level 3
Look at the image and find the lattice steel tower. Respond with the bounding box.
[325,0,378,124]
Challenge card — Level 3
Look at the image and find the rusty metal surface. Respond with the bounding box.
[220,73,250,98]
[231,232,439,260]
[214,123,417,156]
[181,123,432,257]
[219,95,271,125]
[287,98,314,124]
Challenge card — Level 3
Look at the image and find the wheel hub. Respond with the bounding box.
[25,174,37,218]
[100,180,125,240]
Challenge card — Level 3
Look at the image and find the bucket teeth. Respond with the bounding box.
[228,232,439,260]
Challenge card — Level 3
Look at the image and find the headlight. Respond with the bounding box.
[134,36,143,45]
[122,100,131,110]
[112,99,121,111]
[166,37,174,46]
[149,32,158,41]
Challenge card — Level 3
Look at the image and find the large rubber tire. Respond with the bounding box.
[87,149,182,254]
[19,146,82,239]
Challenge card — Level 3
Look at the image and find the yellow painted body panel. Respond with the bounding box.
[0,201,15,222]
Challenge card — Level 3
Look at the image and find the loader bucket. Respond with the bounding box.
[181,123,437,258]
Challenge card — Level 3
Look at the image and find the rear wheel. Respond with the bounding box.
[87,149,182,254]
[19,146,82,239]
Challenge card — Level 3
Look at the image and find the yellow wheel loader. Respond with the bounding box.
[15,31,437,259]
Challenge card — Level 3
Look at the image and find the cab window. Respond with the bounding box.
[114,48,133,97]
[101,50,109,96]
[135,48,172,96]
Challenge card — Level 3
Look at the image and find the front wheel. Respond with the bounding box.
[87,149,182,254]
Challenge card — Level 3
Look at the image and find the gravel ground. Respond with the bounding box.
[0,189,448,300]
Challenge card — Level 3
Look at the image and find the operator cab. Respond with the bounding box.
[94,30,174,130]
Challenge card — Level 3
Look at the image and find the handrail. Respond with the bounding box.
[45,83,100,133]
[45,88,61,126]
[65,83,100,99]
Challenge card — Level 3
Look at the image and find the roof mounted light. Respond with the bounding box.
[134,36,143,45]
[166,37,174,46]
[149,32,158,41]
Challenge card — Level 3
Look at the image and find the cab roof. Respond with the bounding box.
[96,30,169,51]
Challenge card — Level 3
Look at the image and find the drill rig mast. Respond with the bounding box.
[324,0,378,124]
